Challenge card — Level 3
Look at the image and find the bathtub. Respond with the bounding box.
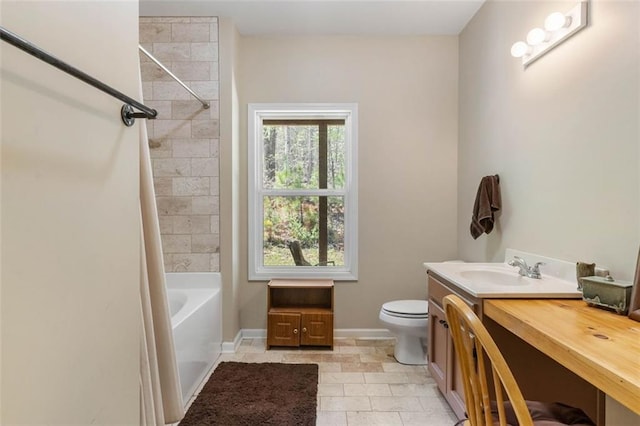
[166,273,222,406]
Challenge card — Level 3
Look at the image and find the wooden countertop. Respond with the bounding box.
[484,299,640,416]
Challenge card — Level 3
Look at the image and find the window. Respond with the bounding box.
[248,104,358,280]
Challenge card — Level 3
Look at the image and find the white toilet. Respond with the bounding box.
[379,299,429,365]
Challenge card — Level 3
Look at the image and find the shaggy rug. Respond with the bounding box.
[179,362,319,426]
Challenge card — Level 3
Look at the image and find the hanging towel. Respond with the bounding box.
[470,175,501,239]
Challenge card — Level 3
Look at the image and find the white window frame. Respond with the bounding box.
[248,103,358,281]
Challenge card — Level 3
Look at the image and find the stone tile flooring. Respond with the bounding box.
[197,338,458,426]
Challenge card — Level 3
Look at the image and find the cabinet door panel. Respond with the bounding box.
[301,313,333,347]
[448,340,467,420]
[267,313,301,347]
[428,301,448,393]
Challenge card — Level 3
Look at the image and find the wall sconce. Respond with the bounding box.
[511,1,588,67]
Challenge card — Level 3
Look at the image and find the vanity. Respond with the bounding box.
[426,271,481,420]
[424,250,639,425]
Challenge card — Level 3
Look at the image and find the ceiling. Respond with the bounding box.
[140,1,485,36]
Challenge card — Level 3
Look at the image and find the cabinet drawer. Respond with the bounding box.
[429,275,452,307]
[428,274,476,312]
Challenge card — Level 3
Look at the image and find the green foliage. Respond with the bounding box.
[262,123,346,190]
[264,196,324,248]
[263,245,345,267]
[275,165,306,189]
[261,121,347,264]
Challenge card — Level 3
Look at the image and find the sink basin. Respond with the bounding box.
[423,261,583,298]
[459,269,528,286]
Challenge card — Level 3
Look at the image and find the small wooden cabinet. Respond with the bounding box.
[267,279,334,349]
[428,272,481,420]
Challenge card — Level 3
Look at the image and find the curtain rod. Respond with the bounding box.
[1,25,157,127]
[138,45,210,110]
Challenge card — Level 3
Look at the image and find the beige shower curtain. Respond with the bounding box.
[139,79,184,424]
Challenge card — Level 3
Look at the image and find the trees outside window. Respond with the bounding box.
[248,104,358,280]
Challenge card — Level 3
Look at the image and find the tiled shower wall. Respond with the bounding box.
[140,17,220,272]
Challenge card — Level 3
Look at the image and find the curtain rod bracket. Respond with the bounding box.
[121,104,151,127]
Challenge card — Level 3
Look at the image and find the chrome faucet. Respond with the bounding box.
[508,256,544,279]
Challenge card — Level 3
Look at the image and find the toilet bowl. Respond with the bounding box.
[379,300,429,365]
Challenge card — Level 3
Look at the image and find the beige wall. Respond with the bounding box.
[1,1,139,423]
[219,18,242,340]
[458,0,640,280]
[140,17,221,273]
[237,35,459,329]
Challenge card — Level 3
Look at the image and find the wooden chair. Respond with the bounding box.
[287,240,335,267]
[443,294,595,426]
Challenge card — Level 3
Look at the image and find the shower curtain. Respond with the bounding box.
[138,78,184,424]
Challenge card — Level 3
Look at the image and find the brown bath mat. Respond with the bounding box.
[179,362,318,426]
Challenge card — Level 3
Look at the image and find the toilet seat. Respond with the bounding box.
[382,300,428,319]
[379,300,429,365]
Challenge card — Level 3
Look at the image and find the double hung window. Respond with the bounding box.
[248,104,358,280]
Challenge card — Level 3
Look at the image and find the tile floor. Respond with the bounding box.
[198,338,458,426]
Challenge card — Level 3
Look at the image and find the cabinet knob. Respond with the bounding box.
[293,328,298,334]
[302,327,307,333]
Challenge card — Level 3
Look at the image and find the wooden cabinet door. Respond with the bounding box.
[267,313,301,347]
[428,301,448,394]
[448,337,467,420]
[300,312,333,347]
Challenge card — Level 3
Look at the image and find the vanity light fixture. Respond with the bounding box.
[545,12,572,32]
[510,41,531,58]
[526,28,549,46]
[510,1,588,67]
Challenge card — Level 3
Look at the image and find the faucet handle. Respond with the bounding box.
[532,261,545,272]
[529,261,545,278]
[513,256,529,267]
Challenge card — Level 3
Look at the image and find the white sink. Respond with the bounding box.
[423,261,582,298]
[459,269,529,286]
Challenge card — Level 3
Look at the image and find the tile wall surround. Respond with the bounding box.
[140,17,220,272]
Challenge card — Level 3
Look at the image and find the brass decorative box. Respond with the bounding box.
[581,275,633,315]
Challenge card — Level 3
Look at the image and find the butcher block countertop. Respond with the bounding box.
[484,298,640,416]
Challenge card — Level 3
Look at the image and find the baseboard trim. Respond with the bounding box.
[221,328,393,352]
[221,329,242,353]
[241,328,267,339]
[334,328,393,339]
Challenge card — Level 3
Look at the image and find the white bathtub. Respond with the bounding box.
[166,273,222,406]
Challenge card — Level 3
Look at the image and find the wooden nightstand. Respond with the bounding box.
[267,279,334,349]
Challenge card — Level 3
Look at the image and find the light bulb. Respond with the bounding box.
[526,28,549,45]
[545,12,571,31]
[510,41,530,58]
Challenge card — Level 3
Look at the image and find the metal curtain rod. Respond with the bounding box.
[138,45,210,110]
[0,26,157,127]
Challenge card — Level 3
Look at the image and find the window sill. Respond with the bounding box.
[249,268,357,281]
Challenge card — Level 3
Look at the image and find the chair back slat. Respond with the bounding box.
[492,368,507,426]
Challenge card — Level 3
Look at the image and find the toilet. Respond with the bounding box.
[379,299,429,365]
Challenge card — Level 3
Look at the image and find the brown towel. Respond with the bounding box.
[470,175,501,239]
